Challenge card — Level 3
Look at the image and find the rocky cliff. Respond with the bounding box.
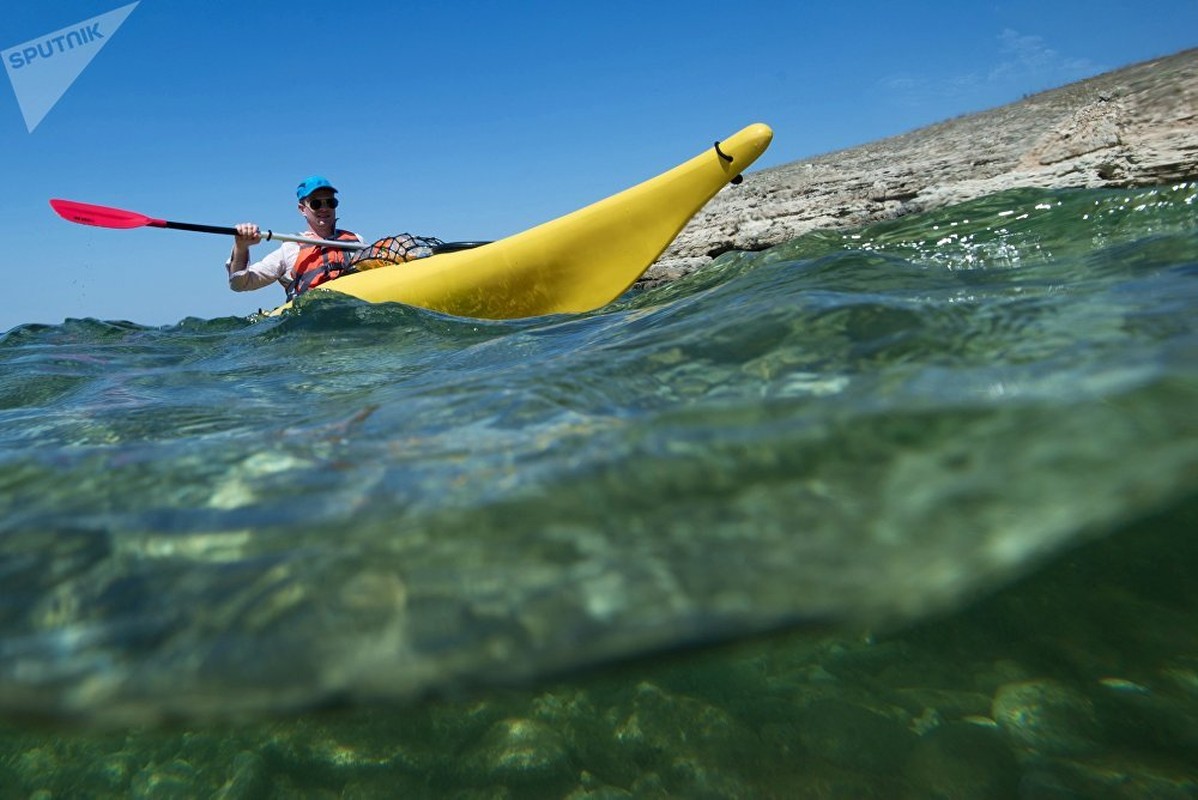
[647,48,1198,284]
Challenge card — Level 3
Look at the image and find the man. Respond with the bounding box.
[225,175,365,299]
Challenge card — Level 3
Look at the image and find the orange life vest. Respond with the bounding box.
[287,229,360,299]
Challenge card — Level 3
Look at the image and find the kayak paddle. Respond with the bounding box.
[48,199,489,257]
[50,198,369,250]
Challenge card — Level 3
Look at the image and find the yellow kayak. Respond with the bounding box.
[269,123,773,319]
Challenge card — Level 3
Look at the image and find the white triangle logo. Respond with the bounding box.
[2,2,139,133]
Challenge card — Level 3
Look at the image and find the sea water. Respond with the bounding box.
[1,184,1196,797]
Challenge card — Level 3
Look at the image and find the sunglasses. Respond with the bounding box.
[306,197,339,210]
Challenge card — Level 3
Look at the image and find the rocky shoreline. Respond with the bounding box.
[645,47,1198,284]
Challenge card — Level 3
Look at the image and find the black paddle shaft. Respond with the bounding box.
[157,219,240,236]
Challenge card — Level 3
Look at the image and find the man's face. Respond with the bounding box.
[300,189,337,236]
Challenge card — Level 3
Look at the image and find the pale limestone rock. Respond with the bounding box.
[646,48,1198,284]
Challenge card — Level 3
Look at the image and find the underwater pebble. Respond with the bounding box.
[1019,754,1198,800]
[1092,680,1198,759]
[992,679,1103,757]
[666,755,755,799]
[129,758,202,800]
[904,721,1018,800]
[611,681,752,765]
[562,770,635,799]
[470,717,575,789]
[212,751,268,800]
[90,752,136,793]
[891,688,994,721]
[795,697,918,774]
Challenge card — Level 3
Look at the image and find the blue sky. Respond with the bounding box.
[2,0,1195,331]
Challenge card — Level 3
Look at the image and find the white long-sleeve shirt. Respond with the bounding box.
[226,230,365,293]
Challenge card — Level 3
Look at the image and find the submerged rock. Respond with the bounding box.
[470,717,574,789]
[795,697,918,774]
[212,752,269,800]
[129,759,202,800]
[904,722,1018,800]
[1019,754,1198,800]
[992,679,1103,757]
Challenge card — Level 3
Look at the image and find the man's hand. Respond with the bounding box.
[234,223,262,247]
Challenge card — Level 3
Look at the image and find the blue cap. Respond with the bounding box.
[296,175,338,201]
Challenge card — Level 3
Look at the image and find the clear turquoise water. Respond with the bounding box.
[1,184,1196,797]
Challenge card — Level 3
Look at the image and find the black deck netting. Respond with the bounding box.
[348,234,445,271]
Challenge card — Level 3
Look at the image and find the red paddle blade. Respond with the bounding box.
[49,199,160,229]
